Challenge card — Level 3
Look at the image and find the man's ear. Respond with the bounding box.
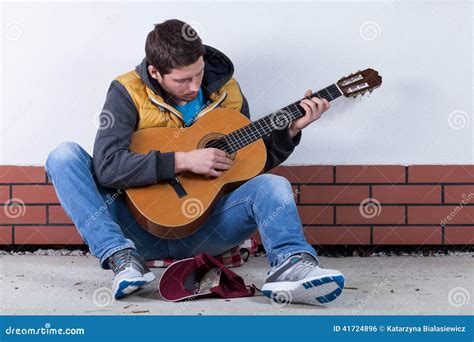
[148,65,163,83]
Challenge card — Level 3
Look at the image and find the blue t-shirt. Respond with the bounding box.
[175,88,205,126]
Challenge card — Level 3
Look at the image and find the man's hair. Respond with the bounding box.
[145,19,206,75]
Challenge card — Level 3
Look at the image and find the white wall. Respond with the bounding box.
[1,0,472,166]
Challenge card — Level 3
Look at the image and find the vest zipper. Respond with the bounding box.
[148,96,184,123]
[193,91,228,122]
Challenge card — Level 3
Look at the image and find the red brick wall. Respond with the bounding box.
[0,166,82,245]
[1,165,473,247]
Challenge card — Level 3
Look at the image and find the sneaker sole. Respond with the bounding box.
[262,273,345,305]
[114,271,156,299]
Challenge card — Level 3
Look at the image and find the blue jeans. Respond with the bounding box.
[45,142,317,270]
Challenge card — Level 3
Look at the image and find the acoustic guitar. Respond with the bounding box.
[125,68,382,239]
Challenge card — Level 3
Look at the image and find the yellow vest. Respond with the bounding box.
[115,70,245,130]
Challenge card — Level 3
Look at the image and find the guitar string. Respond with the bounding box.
[217,86,342,151]
[204,90,339,152]
[202,84,342,152]
[220,88,339,150]
[203,103,305,152]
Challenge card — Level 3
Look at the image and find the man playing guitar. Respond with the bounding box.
[46,19,345,305]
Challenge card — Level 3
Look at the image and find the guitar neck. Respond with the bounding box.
[223,83,342,153]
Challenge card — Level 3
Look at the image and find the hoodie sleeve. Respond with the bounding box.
[239,88,302,173]
[92,80,175,189]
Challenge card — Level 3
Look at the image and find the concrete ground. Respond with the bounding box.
[1,252,473,315]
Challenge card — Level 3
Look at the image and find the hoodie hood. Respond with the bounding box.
[135,45,234,100]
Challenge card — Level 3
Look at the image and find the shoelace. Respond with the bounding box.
[109,249,134,274]
[301,259,320,268]
[285,258,321,281]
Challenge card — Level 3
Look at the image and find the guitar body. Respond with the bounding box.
[125,108,267,239]
[124,68,382,240]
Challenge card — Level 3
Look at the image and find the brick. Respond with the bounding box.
[444,186,474,204]
[0,166,45,183]
[0,205,46,224]
[48,205,73,224]
[337,206,405,225]
[0,186,9,204]
[304,226,370,245]
[336,165,405,184]
[14,226,84,245]
[300,185,369,204]
[0,226,12,244]
[298,206,333,225]
[408,206,474,225]
[373,185,441,204]
[408,165,474,183]
[373,226,441,245]
[270,165,333,183]
[12,185,59,204]
[444,227,474,245]
[291,185,299,198]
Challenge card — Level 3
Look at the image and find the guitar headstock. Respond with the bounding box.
[337,68,382,98]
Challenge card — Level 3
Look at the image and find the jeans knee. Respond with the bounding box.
[45,142,90,174]
[254,174,291,190]
[252,174,294,200]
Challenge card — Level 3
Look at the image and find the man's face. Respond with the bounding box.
[149,56,205,103]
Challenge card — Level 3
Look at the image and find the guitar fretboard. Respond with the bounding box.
[218,83,342,153]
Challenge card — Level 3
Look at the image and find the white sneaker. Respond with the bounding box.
[262,253,344,305]
[108,248,156,299]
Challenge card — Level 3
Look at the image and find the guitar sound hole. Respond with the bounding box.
[204,138,230,153]
[203,138,236,162]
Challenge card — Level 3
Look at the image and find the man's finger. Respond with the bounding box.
[313,98,329,115]
[302,99,317,114]
[211,148,227,157]
[214,162,232,170]
[208,169,222,177]
[215,156,233,165]
[299,101,311,116]
[304,89,312,97]
[310,97,325,108]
